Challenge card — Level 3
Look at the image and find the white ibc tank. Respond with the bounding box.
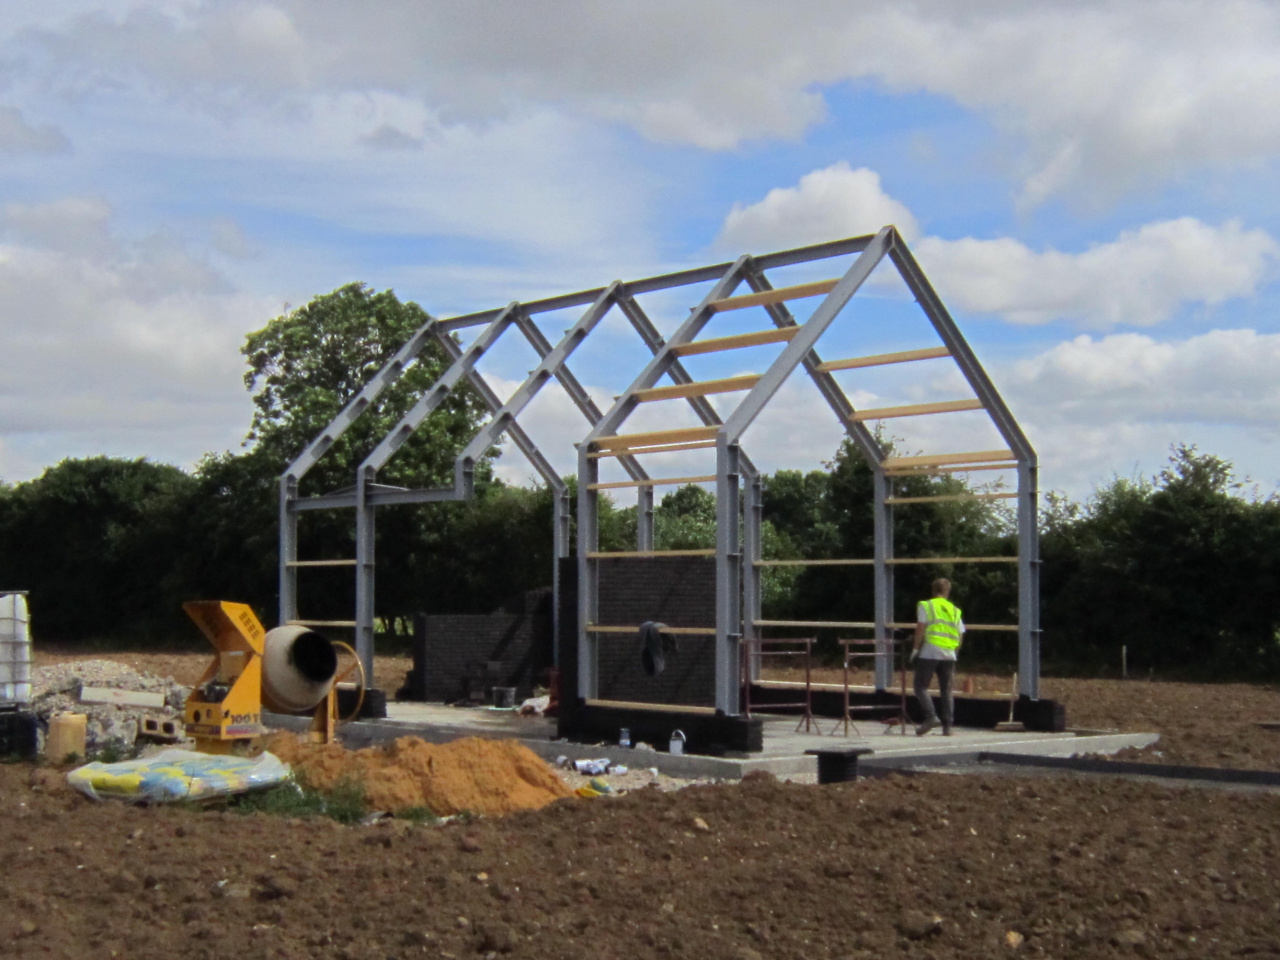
[0,593,32,704]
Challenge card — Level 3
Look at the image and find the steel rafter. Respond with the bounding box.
[279,228,1040,712]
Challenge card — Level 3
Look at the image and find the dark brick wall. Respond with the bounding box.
[398,589,552,703]
[560,556,718,707]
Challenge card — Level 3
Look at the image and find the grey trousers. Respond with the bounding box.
[914,657,956,727]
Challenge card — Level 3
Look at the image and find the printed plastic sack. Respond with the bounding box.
[67,748,290,803]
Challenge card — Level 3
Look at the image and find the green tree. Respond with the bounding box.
[1041,445,1280,677]
[189,283,498,627]
[242,282,490,492]
[0,457,196,642]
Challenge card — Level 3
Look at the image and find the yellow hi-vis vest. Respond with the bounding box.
[922,597,962,651]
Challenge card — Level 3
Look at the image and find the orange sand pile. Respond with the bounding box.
[264,733,574,816]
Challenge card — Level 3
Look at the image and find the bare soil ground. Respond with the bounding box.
[6,648,1280,959]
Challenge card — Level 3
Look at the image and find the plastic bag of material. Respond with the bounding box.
[67,748,290,803]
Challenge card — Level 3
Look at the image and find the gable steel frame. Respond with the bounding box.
[279,227,1041,712]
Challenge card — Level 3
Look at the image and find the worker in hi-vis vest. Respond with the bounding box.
[911,577,965,736]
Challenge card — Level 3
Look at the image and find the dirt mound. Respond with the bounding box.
[265,733,573,816]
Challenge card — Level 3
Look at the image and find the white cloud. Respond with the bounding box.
[918,218,1279,327]
[0,198,272,481]
[719,166,1279,328]
[17,1,1280,202]
[0,106,71,155]
[716,164,919,252]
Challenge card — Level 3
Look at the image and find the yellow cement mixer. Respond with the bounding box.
[183,601,365,754]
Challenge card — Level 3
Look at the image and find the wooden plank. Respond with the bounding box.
[887,556,1018,564]
[587,624,718,636]
[885,492,1019,505]
[753,559,874,567]
[710,278,840,312]
[587,550,715,558]
[632,374,761,402]
[886,621,1018,632]
[851,398,984,421]
[593,425,718,451]
[80,686,165,709]
[587,698,719,715]
[753,620,877,630]
[881,449,1014,469]
[588,474,716,491]
[883,463,1014,477]
[588,440,716,459]
[817,346,950,372]
[286,559,357,567]
[672,326,798,357]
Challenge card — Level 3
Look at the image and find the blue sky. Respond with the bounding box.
[3,1,1280,500]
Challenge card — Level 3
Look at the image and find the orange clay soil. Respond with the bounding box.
[263,732,573,817]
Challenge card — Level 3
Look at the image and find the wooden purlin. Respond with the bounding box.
[593,425,718,451]
[850,398,984,421]
[587,474,717,491]
[881,449,1015,470]
[671,326,798,357]
[586,549,715,558]
[885,492,1018,505]
[587,624,718,636]
[817,345,950,372]
[587,440,716,459]
[709,278,839,312]
[632,374,761,402]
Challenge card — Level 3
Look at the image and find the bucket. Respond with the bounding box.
[47,713,87,763]
[669,730,686,755]
[493,687,517,709]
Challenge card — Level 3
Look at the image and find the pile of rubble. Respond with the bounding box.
[30,660,189,756]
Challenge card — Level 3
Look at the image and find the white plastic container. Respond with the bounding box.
[0,593,32,704]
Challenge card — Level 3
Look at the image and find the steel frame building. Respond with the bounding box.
[278,227,1041,713]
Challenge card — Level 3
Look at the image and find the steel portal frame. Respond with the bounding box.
[279,228,1041,709]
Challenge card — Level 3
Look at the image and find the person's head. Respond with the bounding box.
[932,577,951,598]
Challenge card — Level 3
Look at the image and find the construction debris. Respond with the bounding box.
[31,660,188,757]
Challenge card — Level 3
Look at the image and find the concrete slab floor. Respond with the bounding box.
[310,701,1161,782]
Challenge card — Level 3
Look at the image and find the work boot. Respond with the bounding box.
[942,726,953,737]
[915,719,938,737]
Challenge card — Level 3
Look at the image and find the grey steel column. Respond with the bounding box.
[1018,462,1041,698]
[637,486,654,552]
[576,443,600,700]
[873,468,894,690]
[715,436,743,714]
[279,476,299,625]
[354,466,377,679]
[742,465,762,685]
[552,483,571,666]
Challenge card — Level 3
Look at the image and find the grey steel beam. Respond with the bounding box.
[452,286,626,492]
[888,240,1035,464]
[889,235,1040,696]
[721,229,893,446]
[435,233,877,333]
[576,440,600,700]
[615,287,762,478]
[1018,462,1041,698]
[278,316,443,627]
[577,259,749,704]
[585,257,750,445]
[742,266,885,467]
[715,437,743,714]
[362,308,515,474]
[742,466,763,672]
[873,471,895,690]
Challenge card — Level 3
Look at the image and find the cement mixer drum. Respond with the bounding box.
[261,625,338,713]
